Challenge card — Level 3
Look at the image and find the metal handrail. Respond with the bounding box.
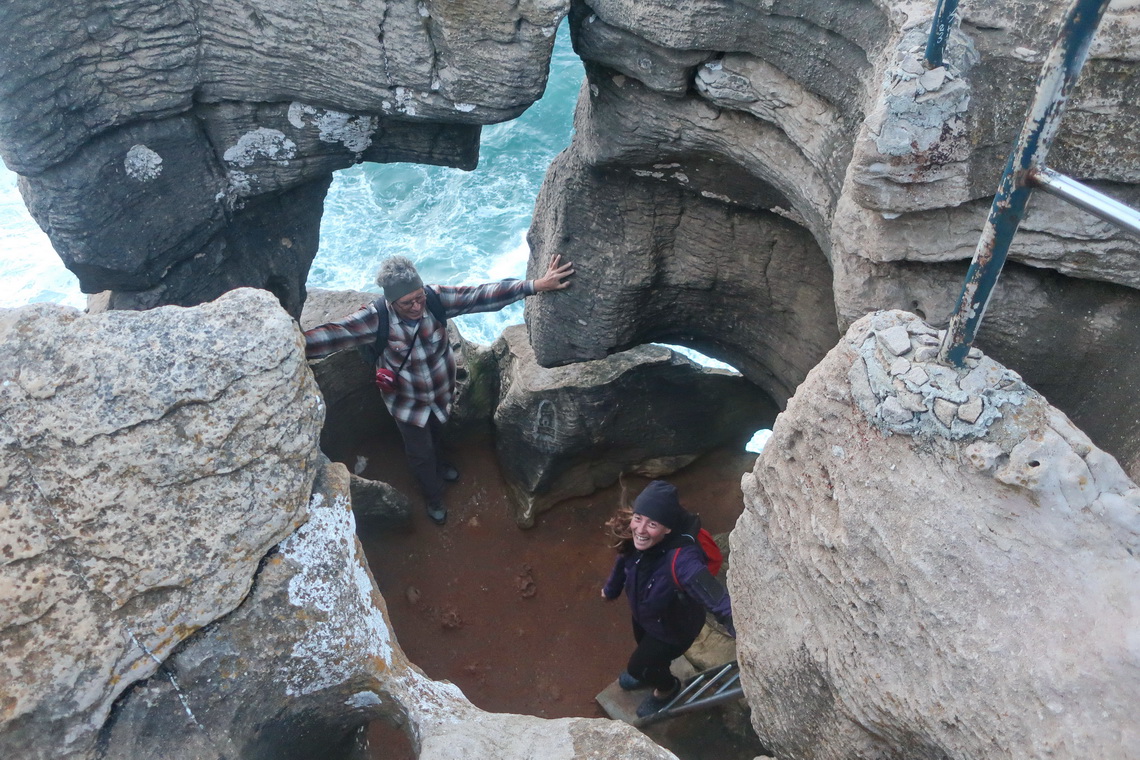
[1027,167,1140,237]
[937,0,1116,367]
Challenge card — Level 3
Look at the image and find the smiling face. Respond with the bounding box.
[392,288,427,321]
[630,512,671,551]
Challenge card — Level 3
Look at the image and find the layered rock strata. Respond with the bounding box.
[0,0,568,314]
[526,0,1140,477]
[730,309,1140,759]
[494,324,778,525]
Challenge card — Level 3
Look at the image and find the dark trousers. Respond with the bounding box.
[394,416,446,506]
[627,621,688,693]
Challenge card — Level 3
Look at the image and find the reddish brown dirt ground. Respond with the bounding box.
[330,426,765,759]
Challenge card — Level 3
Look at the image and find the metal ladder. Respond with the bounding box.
[925,0,1140,366]
[637,660,745,727]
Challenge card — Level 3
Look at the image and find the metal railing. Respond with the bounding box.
[637,660,744,727]
[936,0,1138,367]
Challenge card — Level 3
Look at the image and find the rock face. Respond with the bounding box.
[0,289,324,759]
[730,310,1140,759]
[525,0,1140,478]
[0,0,568,314]
[494,324,778,525]
[0,290,678,760]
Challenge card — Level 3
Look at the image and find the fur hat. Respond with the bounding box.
[632,480,686,531]
[375,255,424,303]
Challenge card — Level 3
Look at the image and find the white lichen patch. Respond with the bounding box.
[223,128,297,168]
[454,103,477,113]
[701,190,733,203]
[345,691,383,709]
[124,145,163,182]
[224,170,253,206]
[287,102,376,157]
[278,492,394,697]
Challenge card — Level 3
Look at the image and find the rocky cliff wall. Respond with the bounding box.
[523,0,1140,478]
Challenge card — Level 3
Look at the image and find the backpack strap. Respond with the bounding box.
[670,548,682,589]
[423,285,447,326]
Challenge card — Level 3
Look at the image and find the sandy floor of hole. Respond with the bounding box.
[333,426,767,759]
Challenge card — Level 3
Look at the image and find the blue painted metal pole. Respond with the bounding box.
[924,0,960,70]
[938,0,1113,367]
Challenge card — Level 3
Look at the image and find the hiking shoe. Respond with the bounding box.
[426,502,447,525]
[440,464,459,483]
[618,671,645,691]
[635,678,680,718]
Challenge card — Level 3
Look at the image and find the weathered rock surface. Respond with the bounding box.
[525,150,840,407]
[527,0,1140,478]
[494,324,778,525]
[0,289,678,760]
[730,310,1140,759]
[0,0,568,313]
[0,288,324,759]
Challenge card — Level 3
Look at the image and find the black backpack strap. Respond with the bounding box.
[424,286,447,326]
[357,297,390,368]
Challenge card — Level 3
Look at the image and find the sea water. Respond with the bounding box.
[0,24,767,450]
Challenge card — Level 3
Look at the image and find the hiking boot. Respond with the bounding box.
[426,501,447,525]
[618,671,645,691]
[439,464,459,483]
[635,678,680,718]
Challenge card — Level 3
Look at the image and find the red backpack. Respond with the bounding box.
[670,528,723,587]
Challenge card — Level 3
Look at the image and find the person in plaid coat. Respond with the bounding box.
[304,254,573,524]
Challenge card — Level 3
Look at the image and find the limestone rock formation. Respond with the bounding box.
[0,0,568,314]
[0,289,678,760]
[526,0,1140,477]
[494,324,778,525]
[0,288,324,759]
[730,310,1140,759]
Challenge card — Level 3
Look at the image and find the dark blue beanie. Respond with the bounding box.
[632,480,685,531]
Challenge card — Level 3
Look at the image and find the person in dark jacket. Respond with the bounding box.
[601,480,735,718]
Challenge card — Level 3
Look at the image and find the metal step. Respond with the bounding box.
[596,660,745,728]
[639,660,744,726]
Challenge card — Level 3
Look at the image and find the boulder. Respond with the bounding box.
[0,288,324,759]
[730,309,1140,759]
[493,324,778,526]
[349,472,413,523]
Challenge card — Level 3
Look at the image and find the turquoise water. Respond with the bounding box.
[310,25,584,345]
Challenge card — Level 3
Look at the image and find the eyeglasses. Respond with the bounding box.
[395,293,426,309]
